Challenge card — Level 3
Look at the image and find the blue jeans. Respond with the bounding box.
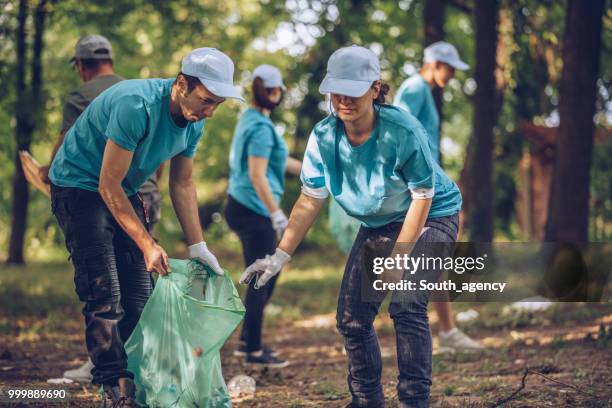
[336,214,459,408]
[51,184,154,385]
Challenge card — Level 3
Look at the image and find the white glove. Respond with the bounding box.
[270,209,289,240]
[240,248,291,289]
[188,241,224,275]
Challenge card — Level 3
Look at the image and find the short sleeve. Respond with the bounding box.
[246,124,275,158]
[300,131,326,189]
[61,95,82,133]
[394,83,425,117]
[105,95,148,152]
[400,126,435,190]
[180,121,205,158]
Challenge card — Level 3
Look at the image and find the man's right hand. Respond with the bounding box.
[240,248,291,289]
[39,165,51,185]
[143,241,170,275]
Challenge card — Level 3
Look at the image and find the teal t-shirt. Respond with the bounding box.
[50,78,204,196]
[227,108,289,216]
[393,74,440,162]
[300,104,461,228]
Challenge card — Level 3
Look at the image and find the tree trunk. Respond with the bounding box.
[7,0,48,265]
[293,0,368,150]
[7,0,30,265]
[464,0,499,242]
[32,1,48,110]
[544,0,605,242]
[423,0,445,117]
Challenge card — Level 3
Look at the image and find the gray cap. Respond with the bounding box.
[253,64,285,89]
[71,34,113,62]
[423,41,469,70]
[319,45,380,97]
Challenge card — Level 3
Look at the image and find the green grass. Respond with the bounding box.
[443,384,457,396]
[0,246,347,321]
[0,262,81,317]
[227,246,347,318]
[1,247,609,334]
[313,381,344,401]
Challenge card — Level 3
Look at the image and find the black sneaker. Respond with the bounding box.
[233,343,279,357]
[245,350,289,368]
[102,378,138,407]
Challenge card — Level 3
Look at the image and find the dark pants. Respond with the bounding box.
[337,215,459,408]
[51,184,153,385]
[224,195,278,352]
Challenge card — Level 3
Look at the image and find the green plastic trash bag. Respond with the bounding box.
[125,258,245,408]
[328,199,361,255]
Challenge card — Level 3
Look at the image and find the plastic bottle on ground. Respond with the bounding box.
[227,375,256,397]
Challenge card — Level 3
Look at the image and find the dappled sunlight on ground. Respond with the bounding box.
[293,313,336,329]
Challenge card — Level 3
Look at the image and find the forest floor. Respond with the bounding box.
[0,249,610,407]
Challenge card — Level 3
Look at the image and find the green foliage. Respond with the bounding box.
[0,0,610,260]
[0,262,81,317]
[0,0,291,258]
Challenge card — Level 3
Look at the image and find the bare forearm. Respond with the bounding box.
[285,156,302,176]
[397,199,432,243]
[169,179,204,245]
[99,181,153,251]
[278,193,325,255]
[251,175,279,214]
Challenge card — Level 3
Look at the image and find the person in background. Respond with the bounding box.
[241,46,463,408]
[138,164,165,234]
[225,64,301,368]
[49,47,243,406]
[394,41,483,354]
[39,35,166,384]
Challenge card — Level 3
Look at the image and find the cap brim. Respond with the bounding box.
[260,76,287,91]
[319,76,372,98]
[198,78,245,102]
[263,81,286,90]
[449,59,469,71]
[69,55,113,64]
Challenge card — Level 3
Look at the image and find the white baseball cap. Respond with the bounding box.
[181,48,244,102]
[319,45,380,97]
[253,64,285,89]
[423,41,469,70]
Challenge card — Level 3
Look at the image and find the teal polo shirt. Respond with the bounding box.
[300,104,461,228]
[50,78,204,196]
[393,74,440,162]
[227,108,288,216]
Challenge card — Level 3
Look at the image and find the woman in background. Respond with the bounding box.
[225,64,301,368]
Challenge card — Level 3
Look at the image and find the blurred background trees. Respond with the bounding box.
[0,0,610,264]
